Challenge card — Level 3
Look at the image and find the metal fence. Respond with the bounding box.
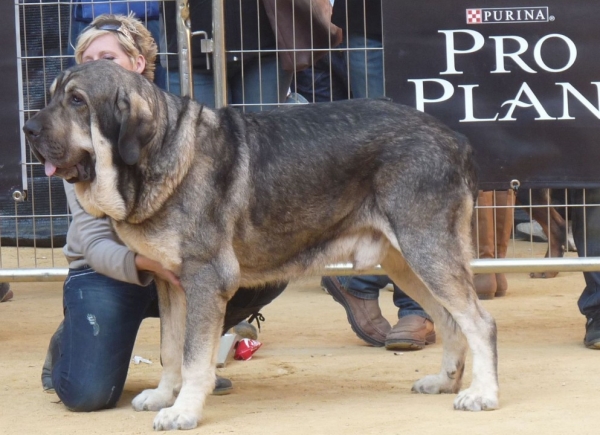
[2,0,600,284]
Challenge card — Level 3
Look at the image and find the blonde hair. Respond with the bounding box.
[74,13,157,82]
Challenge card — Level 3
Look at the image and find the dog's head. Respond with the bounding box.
[23,60,158,183]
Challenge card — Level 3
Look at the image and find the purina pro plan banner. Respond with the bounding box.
[383,1,600,189]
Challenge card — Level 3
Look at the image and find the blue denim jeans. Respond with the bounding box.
[337,275,431,322]
[571,189,600,318]
[343,33,384,99]
[294,51,349,102]
[51,267,159,411]
[168,54,293,112]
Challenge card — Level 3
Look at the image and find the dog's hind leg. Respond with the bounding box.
[382,210,499,411]
[132,279,185,412]
[382,251,468,395]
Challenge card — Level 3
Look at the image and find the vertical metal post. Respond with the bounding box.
[176,0,193,97]
[212,0,227,108]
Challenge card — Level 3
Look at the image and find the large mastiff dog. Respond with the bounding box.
[24,60,498,430]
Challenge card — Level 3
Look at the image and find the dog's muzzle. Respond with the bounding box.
[23,118,96,183]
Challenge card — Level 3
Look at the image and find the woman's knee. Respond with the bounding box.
[59,389,120,412]
[54,374,121,412]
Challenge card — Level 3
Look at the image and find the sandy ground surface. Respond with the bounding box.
[1,241,599,435]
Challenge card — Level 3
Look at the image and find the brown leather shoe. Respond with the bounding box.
[385,315,436,350]
[474,274,497,300]
[321,276,391,346]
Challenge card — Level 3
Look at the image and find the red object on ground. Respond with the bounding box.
[234,338,262,360]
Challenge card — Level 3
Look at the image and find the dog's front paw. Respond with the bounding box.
[153,405,200,431]
[132,388,177,412]
[453,387,499,411]
[412,374,459,394]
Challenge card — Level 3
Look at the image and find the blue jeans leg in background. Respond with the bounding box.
[169,54,292,112]
[393,286,432,322]
[345,33,384,99]
[339,275,431,322]
[228,55,292,112]
[338,274,386,301]
[572,188,600,318]
[168,69,217,107]
[52,267,158,412]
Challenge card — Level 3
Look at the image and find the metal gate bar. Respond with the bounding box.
[3,256,600,283]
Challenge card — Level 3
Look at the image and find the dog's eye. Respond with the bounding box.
[70,94,85,106]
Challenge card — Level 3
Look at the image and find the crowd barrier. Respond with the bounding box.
[2,0,599,283]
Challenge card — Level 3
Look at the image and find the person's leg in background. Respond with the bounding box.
[322,274,436,349]
[328,29,429,342]
[321,275,391,347]
[386,287,436,350]
[294,52,349,103]
[223,282,288,334]
[473,190,515,299]
[167,69,216,106]
[571,188,600,349]
[345,33,384,99]
[228,54,291,112]
[0,283,13,302]
[493,190,515,295]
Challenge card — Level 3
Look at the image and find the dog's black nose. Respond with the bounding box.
[23,118,42,138]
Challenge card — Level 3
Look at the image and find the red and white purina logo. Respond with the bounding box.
[466,9,482,24]
[466,7,551,24]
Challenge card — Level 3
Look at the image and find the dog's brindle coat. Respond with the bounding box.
[24,61,498,430]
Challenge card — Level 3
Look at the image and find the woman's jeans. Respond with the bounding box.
[51,267,158,411]
[50,268,286,411]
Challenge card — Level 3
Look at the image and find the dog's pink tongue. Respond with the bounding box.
[44,161,57,177]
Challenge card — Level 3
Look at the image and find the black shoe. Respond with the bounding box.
[0,283,13,303]
[212,376,233,395]
[41,321,64,393]
[584,315,600,349]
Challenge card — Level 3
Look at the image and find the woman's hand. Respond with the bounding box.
[134,254,181,288]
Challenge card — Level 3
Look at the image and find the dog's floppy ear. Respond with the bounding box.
[116,86,156,165]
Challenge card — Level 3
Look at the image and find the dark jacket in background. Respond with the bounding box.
[331,0,382,39]
[164,0,277,70]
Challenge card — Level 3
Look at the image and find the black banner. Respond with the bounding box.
[0,1,23,202]
[383,0,600,189]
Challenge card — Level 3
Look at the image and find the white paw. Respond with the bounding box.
[412,374,459,394]
[453,387,499,411]
[132,388,177,412]
[153,405,200,431]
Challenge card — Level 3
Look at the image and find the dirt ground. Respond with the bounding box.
[1,241,599,435]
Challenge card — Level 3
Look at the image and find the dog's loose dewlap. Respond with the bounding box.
[24,60,498,431]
